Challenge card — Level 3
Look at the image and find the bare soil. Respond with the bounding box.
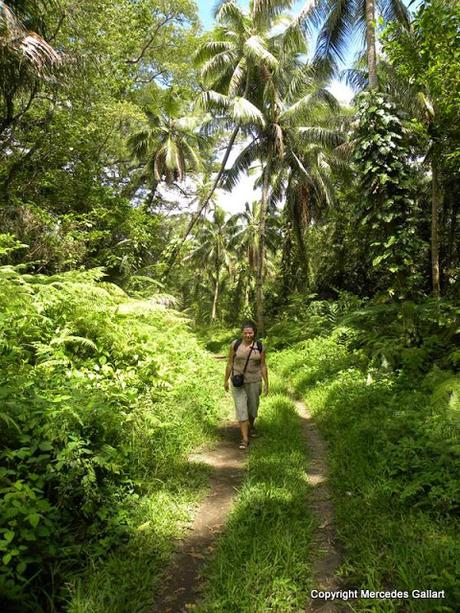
[152,399,344,613]
[296,400,345,613]
[151,423,246,613]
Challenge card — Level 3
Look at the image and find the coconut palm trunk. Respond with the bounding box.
[256,162,271,336]
[366,0,378,90]
[431,145,441,297]
[211,278,220,320]
[164,126,240,275]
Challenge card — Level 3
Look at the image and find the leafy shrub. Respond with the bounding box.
[272,299,460,610]
[0,266,222,608]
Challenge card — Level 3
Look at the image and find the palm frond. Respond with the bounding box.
[285,63,316,102]
[128,130,151,160]
[232,96,266,127]
[164,138,179,172]
[297,126,344,148]
[280,3,315,55]
[182,141,203,172]
[281,87,339,121]
[378,0,410,28]
[244,35,279,68]
[341,67,368,92]
[201,50,238,84]
[314,0,355,67]
[193,39,233,65]
[221,138,262,190]
[334,140,355,160]
[252,0,296,28]
[228,57,248,97]
[214,0,246,29]
[195,89,232,112]
[0,2,61,72]
[20,32,61,69]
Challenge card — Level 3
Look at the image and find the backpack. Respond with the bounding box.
[233,339,263,353]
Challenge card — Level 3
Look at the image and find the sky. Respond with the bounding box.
[195,0,423,214]
[197,0,422,30]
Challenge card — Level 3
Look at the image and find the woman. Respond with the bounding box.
[224,321,269,449]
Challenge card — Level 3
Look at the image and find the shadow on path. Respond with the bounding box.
[151,423,246,613]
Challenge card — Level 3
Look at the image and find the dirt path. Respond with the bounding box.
[295,400,345,613]
[152,423,245,613]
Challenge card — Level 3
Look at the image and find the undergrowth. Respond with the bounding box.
[0,266,224,611]
[272,299,460,612]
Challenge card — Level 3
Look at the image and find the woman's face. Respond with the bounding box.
[242,326,255,343]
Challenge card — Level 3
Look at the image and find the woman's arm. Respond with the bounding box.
[224,342,235,391]
[260,350,269,395]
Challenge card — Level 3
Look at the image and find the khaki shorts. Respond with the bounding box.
[231,380,262,422]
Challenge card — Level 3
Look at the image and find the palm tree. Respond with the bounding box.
[218,45,343,332]
[187,206,238,321]
[167,0,300,268]
[307,0,410,89]
[0,1,60,137]
[194,0,345,333]
[128,90,205,205]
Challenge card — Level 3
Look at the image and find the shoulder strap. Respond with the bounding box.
[234,339,262,352]
[232,340,256,376]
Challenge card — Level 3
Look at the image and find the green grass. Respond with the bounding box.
[273,331,460,612]
[67,380,236,613]
[197,373,314,612]
[66,466,211,613]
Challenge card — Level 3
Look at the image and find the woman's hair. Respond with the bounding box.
[241,320,257,333]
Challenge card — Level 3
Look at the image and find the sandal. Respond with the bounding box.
[249,429,257,438]
[239,440,249,450]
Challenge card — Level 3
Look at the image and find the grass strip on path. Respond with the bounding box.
[197,374,315,613]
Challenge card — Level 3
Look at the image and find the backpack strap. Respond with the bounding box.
[234,339,263,353]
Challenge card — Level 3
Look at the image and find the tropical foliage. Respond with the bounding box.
[0,0,459,610]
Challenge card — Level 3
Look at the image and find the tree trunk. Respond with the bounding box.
[256,163,271,336]
[164,126,240,275]
[444,184,457,289]
[366,0,378,90]
[211,278,219,321]
[145,179,159,208]
[431,147,442,297]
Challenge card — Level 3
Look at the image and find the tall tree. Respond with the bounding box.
[383,0,460,296]
[308,0,410,89]
[128,88,205,205]
[187,206,237,320]
[194,0,342,333]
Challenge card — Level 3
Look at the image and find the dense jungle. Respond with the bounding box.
[0,0,459,611]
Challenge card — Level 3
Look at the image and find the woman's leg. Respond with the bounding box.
[231,384,249,446]
[247,382,261,436]
[239,419,249,445]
